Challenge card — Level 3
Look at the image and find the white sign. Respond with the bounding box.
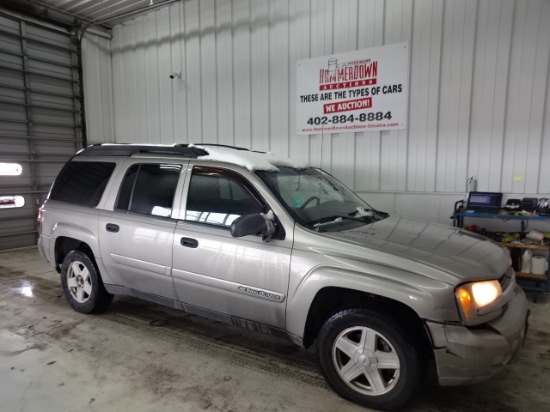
[296,42,409,135]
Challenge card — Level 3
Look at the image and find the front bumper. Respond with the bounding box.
[426,284,529,386]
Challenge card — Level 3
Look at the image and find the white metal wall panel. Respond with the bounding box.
[160,5,176,143]
[82,33,114,143]
[502,0,550,194]
[378,0,412,192]
[355,0,384,192]
[468,0,513,193]
[407,0,442,193]
[331,0,357,189]
[273,1,290,158]
[185,0,203,143]
[435,0,476,193]
[250,0,269,152]
[288,0,309,167]
[95,0,550,200]
[200,0,217,144]
[217,0,235,147]
[308,0,332,173]
[234,0,252,149]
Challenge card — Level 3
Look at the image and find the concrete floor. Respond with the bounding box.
[0,248,549,412]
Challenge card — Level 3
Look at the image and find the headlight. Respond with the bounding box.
[456,280,502,322]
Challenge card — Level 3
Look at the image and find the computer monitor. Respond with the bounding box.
[466,192,503,211]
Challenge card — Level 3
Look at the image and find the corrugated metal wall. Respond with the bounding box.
[82,33,114,143]
[0,12,82,249]
[90,0,550,199]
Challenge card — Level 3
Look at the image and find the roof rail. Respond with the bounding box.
[76,144,209,158]
[196,143,268,154]
[197,143,250,151]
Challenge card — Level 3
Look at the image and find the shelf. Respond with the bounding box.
[502,244,549,281]
[500,242,549,250]
[515,272,547,281]
[454,211,549,220]
[453,200,549,299]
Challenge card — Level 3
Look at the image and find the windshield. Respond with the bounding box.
[256,167,388,231]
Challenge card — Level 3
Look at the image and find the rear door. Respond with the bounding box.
[98,159,188,299]
[172,165,292,328]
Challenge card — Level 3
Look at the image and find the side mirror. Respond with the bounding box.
[230,213,275,241]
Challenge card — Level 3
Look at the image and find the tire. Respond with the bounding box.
[318,308,423,411]
[60,250,113,314]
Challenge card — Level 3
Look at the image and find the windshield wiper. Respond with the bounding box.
[354,206,389,219]
[307,214,373,231]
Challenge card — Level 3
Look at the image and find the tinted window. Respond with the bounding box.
[116,164,182,217]
[186,167,264,227]
[50,162,116,207]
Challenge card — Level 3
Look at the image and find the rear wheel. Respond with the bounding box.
[61,250,113,313]
[318,308,423,410]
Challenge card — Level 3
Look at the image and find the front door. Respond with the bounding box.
[172,165,292,328]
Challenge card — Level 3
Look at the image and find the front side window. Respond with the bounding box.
[116,163,182,217]
[185,167,264,227]
[50,161,116,207]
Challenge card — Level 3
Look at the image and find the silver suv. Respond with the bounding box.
[38,144,529,410]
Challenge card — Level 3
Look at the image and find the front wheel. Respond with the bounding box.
[318,308,423,410]
[61,250,113,314]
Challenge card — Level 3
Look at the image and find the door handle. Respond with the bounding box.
[180,237,198,248]
[106,223,119,233]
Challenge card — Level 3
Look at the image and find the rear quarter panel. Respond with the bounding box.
[41,200,106,268]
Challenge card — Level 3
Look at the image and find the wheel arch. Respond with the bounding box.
[55,236,96,270]
[301,286,432,352]
[52,222,100,270]
[286,266,456,349]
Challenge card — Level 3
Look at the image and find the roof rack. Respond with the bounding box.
[198,143,267,154]
[76,144,210,158]
[198,143,250,151]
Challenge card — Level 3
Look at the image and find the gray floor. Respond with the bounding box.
[1,248,549,412]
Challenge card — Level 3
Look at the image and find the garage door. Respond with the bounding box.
[0,13,82,250]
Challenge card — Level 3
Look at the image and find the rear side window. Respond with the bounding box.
[50,162,116,207]
[116,163,182,217]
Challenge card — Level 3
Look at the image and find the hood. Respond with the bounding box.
[321,216,509,284]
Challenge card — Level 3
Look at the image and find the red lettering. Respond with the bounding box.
[319,78,376,91]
